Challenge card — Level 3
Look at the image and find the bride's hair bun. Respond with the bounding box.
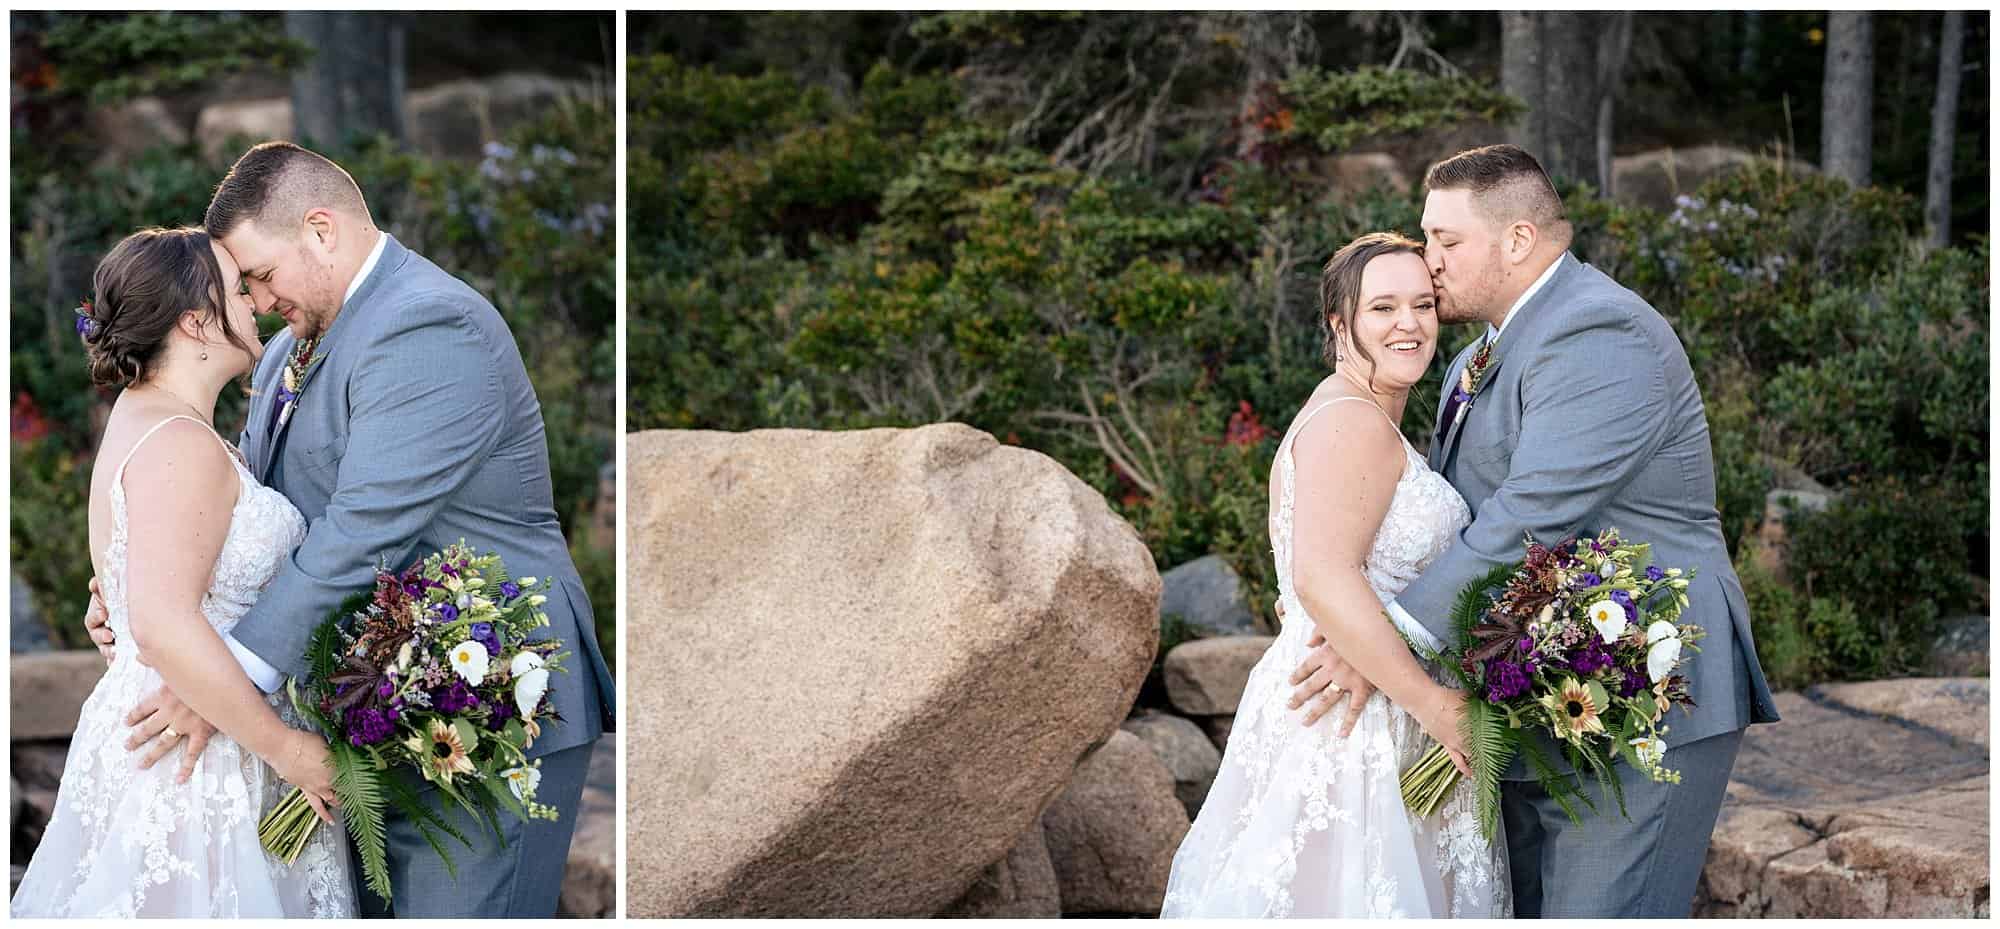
[82,227,245,389]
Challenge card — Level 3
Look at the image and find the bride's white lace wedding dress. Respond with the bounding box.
[12,415,355,918]
[1161,396,1510,918]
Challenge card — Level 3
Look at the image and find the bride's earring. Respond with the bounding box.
[200,350,209,361]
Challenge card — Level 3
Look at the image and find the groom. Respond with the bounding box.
[86,141,616,917]
[1286,145,1779,916]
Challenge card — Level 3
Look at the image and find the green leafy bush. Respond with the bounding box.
[1782,477,1982,679]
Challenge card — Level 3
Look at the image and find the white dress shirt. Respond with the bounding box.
[1379,252,1568,646]
[223,231,388,693]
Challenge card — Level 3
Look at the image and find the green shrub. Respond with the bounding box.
[9,437,94,648]
[1736,546,1870,691]
[1783,477,1980,679]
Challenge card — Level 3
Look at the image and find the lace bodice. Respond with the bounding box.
[98,415,307,648]
[11,414,351,918]
[1272,397,1471,648]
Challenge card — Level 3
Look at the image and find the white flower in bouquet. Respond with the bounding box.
[512,651,550,717]
[1586,600,1627,644]
[449,640,490,685]
[1645,620,1682,682]
[503,764,543,802]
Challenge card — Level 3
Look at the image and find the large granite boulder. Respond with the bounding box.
[10,652,106,740]
[1162,636,1274,716]
[194,72,593,161]
[625,425,1160,917]
[1040,729,1190,915]
[1699,678,1988,918]
[1609,144,1814,213]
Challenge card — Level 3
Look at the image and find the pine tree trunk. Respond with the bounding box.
[286,12,407,147]
[1500,12,1545,156]
[1596,13,1636,198]
[1820,12,1874,187]
[1925,12,1966,248]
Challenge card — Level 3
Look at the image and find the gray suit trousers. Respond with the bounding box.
[357,740,595,917]
[1501,729,1743,917]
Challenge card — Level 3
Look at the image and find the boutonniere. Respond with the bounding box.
[275,336,325,431]
[1460,338,1496,401]
[1442,338,1496,440]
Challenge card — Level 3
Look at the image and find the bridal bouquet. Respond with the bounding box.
[1398,529,1701,839]
[256,542,568,902]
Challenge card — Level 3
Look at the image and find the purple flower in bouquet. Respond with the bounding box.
[436,603,459,623]
[500,581,522,600]
[470,621,500,654]
[345,706,394,746]
[1646,565,1665,582]
[486,698,516,730]
[434,680,481,714]
[1485,659,1531,702]
[403,581,424,598]
[375,680,394,698]
[1617,666,1648,697]
[1570,641,1613,674]
[1610,588,1637,621]
[1575,572,1602,589]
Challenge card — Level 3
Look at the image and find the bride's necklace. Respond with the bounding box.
[141,383,214,430]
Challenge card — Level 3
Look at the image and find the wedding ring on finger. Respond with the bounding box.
[163,725,181,741]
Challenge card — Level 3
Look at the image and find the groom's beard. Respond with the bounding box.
[1433,288,1489,325]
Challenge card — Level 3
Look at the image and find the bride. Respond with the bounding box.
[1161,232,1509,917]
[12,227,355,918]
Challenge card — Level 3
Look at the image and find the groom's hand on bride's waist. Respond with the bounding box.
[124,687,215,784]
[1274,599,1375,737]
[84,576,117,665]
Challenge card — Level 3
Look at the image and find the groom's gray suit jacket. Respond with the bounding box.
[1401,253,1779,777]
[235,233,614,759]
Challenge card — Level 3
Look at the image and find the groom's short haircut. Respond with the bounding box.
[1424,144,1570,246]
[205,141,372,239]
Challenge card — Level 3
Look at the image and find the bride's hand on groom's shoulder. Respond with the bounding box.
[83,576,117,665]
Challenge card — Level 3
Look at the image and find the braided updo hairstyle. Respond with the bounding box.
[79,227,255,388]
